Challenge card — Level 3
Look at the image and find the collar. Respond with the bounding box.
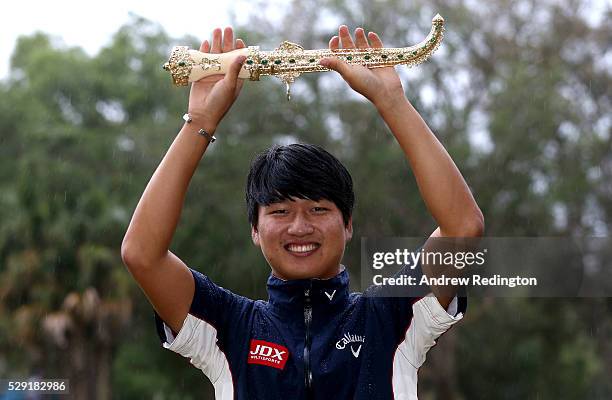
[266,266,350,318]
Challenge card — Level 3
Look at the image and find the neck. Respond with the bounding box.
[272,264,345,281]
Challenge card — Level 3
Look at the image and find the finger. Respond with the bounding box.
[329,36,339,51]
[319,57,350,77]
[200,39,210,53]
[224,55,246,87]
[338,25,355,49]
[236,38,246,49]
[222,26,234,52]
[211,28,222,53]
[368,32,384,49]
[354,27,369,49]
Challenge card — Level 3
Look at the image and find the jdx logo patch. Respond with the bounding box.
[248,339,289,370]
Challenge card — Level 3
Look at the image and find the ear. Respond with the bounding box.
[251,225,260,246]
[345,217,353,242]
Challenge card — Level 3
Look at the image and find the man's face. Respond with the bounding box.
[251,197,353,280]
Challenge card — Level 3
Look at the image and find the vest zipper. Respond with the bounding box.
[304,283,313,398]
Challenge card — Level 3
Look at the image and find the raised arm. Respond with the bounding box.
[320,25,484,309]
[120,27,248,333]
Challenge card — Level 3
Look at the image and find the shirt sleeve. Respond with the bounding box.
[153,268,253,383]
[398,294,467,368]
[389,294,467,399]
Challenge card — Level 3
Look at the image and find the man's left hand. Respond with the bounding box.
[320,26,406,111]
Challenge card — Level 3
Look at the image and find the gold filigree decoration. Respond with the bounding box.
[162,46,192,86]
[162,46,221,86]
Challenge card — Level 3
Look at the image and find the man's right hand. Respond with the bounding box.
[187,26,247,134]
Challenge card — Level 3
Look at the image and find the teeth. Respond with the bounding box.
[287,243,318,253]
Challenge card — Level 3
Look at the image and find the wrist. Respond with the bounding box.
[182,113,218,144]
[185,111,218,134]
[375,94,409,117]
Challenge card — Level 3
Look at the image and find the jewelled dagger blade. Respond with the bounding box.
[164,14,445,100]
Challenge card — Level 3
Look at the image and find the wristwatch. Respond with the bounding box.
[182,113,216,143]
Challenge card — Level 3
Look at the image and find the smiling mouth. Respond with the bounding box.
[284,243,321,255]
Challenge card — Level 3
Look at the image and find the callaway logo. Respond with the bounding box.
[335,332,365,358]
[325,290,337,301]
[248,339,289,370]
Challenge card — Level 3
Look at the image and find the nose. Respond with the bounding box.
[287,212,314,236]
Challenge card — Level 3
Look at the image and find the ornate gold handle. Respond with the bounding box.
[163,14,445,100]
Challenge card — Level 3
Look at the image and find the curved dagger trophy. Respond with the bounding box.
[163,14,445,100]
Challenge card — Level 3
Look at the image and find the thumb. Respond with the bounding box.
[225,55,246,86]
[319,57,349,76]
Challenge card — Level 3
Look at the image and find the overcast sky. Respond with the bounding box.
[0,0,245,79]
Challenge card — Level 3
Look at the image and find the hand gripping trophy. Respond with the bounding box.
[163,14,445,100]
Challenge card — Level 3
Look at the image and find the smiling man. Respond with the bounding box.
[121,25,483,400]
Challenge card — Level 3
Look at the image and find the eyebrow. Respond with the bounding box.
[268,200,289,205]
[266,197,331,206]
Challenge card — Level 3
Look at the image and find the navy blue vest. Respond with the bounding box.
[155,267,466,399]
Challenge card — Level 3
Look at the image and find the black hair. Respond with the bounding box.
[246,143,354,228]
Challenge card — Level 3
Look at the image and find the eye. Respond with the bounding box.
[270,209,288,215]
[312,207,329,213]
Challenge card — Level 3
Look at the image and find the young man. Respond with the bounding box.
[121,25,484,399]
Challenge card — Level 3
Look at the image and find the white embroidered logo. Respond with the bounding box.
[324,290,337,301]
[336,332,365,358]
[249,344,286,360]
